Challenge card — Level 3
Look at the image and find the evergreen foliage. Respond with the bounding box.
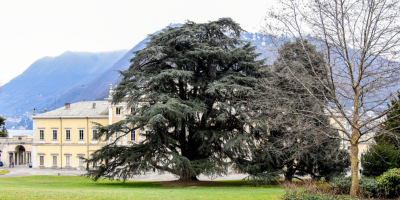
[86,18,265,181]
[0,116,7,137]
[241,39,349,182]
[361,93,400,177]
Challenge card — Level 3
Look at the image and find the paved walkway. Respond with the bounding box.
[0,166,248,181]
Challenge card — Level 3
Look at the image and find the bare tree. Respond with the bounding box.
[263,0,400,196]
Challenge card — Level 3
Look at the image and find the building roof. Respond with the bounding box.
[32,101,109,119]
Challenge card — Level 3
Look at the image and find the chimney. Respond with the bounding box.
[33,108,36,116]
[65,103,70,109]
[83,99,86,102]
[93,103,96,109]
[44,109,47,113]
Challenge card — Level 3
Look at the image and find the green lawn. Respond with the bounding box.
[0,170,10,175]
[0,176,284,200]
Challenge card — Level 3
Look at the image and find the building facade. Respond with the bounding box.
[29,84,145,169]
[0,135,33,166]
[1,84,374,170]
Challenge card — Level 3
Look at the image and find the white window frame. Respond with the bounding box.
[52,129,58,140]
[92,129,98,140]
[131,131,135,141]
[65,129,71,140]
[39,156,45,166]
[116,132,121,142]
[79,129,84,140]
[79,157,85,167]
[116,107,121,116]
[65,155,71,167]
[39,129,44,140]
[52,155,57,167]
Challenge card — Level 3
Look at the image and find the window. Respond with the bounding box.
[39,130,44,140]
[52,130,57,140]
[52,156,57,166]
[65,156,71,167]
[116,107,121,115]
[92,130,98,140]
[65,130,71,140]
[79,157,85,167]
[131,131,135,141]
[79,130,84,140]
[116,132,121,142]
[39,156,44,166]
[131,107,135,114]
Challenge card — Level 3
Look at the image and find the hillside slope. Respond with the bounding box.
[1,25,273,130]
[0,50,127,129]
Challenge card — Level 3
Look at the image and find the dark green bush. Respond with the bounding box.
[359,177,380,197]
[377,168,400,197]
[328,177,351,195]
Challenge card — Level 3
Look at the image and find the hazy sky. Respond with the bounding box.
[0,0,271,85]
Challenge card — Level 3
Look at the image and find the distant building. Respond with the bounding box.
[0,135,33,166]
[0,84,144,169]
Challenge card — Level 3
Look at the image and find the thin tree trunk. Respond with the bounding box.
[350,141,360,196]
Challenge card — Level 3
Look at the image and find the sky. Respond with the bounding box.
[0,0,271,85]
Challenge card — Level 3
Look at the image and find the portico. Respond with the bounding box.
[0,135,33,166]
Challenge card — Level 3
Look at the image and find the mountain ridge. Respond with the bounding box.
[0,24,272,130]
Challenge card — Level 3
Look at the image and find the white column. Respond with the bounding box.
[32,146,37,168]
[108,106,112,125]
[123,105,127,118]
[123,135,127,145]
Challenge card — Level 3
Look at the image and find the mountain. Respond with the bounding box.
[0,24,273,130]
[56,38,149,104]
[59,24,182,102]
[0,50,127,129]
[88,32,273,101]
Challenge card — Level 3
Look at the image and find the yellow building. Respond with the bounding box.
[30,84,143,169]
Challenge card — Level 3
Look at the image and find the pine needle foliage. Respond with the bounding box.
[85,18,265,181]
[0,116,7,137]
[240,39,349,182]
[362,92,400,177]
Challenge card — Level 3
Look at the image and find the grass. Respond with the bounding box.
[0,176,284,200]
[0,170,10,175]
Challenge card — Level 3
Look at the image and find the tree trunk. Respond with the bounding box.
[178,175,199,181]
[350,142,360,196]
[284,172,293,182]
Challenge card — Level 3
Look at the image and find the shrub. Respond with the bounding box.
[282,194,356,200]
[377,168,400,197]
[359,177,380,197]
[328,177,351,195]
[280,180,355,200]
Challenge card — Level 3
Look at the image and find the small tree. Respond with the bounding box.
[263,0,400,195]
[85,18,265,181]
[0,116,7,137]
[238,39,350,182]
[362,93,400,176]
